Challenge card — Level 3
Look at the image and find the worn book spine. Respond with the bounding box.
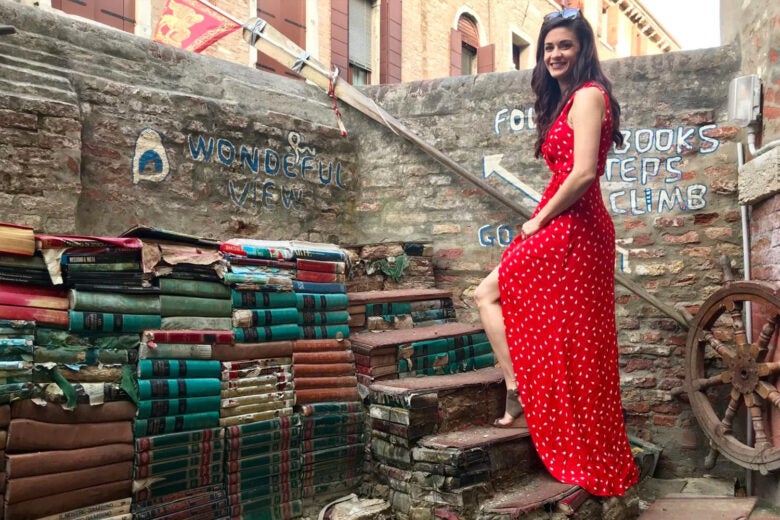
[7,418,133,451]
[158,295,232,318]
[410,308,456,321]
[133,411,221,437]
[303,411,364,428]
[211,341,292,361]
[6,444,134,479]
[68,290,159,314]
[133,476,223,502]
[299,324,350,340]
[291,247,347,263]
[221,365,293,382]
[231,291,297,310]
[231,308,299,327]
[35,234,142,250]
[133,490,226,520]
[157,278,230,299]
[294,363,354,377]
[220,400,295,418]
[134,462,222,482]
[226,449,301,472]
[134,452,223,479]
[291,280,346,295]
[68,311,160,333]
[0,304,69,327]
[137,379,223,399]
[291,338,351,352]
[135,440,222,465]
[366,302,413,316]
[131,483,224,510]
[139,343,212,360]
[353,352,397,368]
[294,376,357,389]
[135,427,223,451]
[295,258,346,274]
[296,387,360,404]
[292,350,354,364]
[65,261,141,272]
[233,324,301,343]
[160,316,232,331]
[33,346,131,365]
[300,477,362,498]
[298,401,363,416]
[0,282,68,309]
[295,293,349,310]
[217,407,294,427]
[136,396,222,419]
[224,415,301,438]
[137,359,222,379]
[143,330,235,344]
[221,390,295,408]
[35,499,132,520]
[297,310,350,325]
[0,221,35,256]
[355,363,396,377]
[229,499,303,519]
[220,372,292,390]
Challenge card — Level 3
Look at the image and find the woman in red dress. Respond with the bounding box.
[474,8,639,496]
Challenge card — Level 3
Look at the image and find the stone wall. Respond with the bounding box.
[0,1,748,476]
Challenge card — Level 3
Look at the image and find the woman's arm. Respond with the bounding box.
[521,86,606,238]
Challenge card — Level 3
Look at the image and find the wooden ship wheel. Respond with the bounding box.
[684,279,780,474]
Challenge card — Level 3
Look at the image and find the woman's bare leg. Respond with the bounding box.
[475,266,520,426]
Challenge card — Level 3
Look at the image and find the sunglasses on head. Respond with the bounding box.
[544,8,582,22]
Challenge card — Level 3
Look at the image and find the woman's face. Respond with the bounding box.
[543,27,580,83]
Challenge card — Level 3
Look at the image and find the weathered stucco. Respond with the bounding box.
[0,1,749,477]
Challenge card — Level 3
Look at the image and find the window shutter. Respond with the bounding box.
[257,0,306,79]
[450,28,462,76]
[380,0,402,83]
[331,0,350,76]
[457,15,479,49]
[348,0,372,70]
[477,44,494,73]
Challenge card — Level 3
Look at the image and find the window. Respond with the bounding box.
[348,0,373,84]
[600,2,619,48]
[512,33,531,70]
[450,13,494,76]
[51,0,135,33]
[256,0,306,79]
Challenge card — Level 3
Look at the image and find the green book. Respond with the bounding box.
[160,316,232,331]
[135,440,224,463]
[227,428,302,449]
[224,415,302,438]
[227,449,302,471]
[135,452,224,478]
[68,289,161,314]
[34,346,132,365]
[232,291,297,309]
[159,295,232,318]
[232,308,299,327]
[134,411,221,436]
[366,302,412,316]
[138,378,222,399]
[66,262,141,272]
[296,293,349,310]
[137,395,222,418]
[297,310,350,325]
[135,427,223,451]
[69,311,161,333]
[233,324,301,343]
[35,328,140,350]
[158,278,231,298]
[299,324,349,340]
[137,359,222,379]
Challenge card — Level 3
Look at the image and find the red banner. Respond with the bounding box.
[153,0,240,53]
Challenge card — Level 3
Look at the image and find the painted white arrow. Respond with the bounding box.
[482,154,541,203]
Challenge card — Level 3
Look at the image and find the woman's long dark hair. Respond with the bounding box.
[531,13,623,158]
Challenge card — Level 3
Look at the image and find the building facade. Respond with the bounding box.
[34,0,679,83]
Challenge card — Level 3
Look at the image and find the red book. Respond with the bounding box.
[294,376,358,389]
[0,283,68,310]
[354,363,396,377]
[35,234,143,250]
[291,339,351,352]
[292,351,354,364]
[293,363,354,377]
[143,330,234,345]
[294,269,346,283]
[0,304,69,327]
[296,258,346,274]
[295,387,360,404]
[219,243,246,256]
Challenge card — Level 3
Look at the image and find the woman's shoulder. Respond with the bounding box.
[571,85,606,110]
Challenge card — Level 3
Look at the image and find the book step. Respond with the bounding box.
[475,473,582,520]
[348,288,453,305]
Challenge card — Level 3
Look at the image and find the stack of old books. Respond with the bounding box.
[223,415,303,519]
[300,401,364,504]
[4,400,135,519]
[396,325,491,378]
[347,288,457,333]
[0,320,35,406]
[0,281,69,330]
[133,345,226,507]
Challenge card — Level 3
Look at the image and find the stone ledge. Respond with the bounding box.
[739,146,780,205]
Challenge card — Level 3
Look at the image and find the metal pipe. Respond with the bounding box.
[747,131,780,158]
[738,142,754,496]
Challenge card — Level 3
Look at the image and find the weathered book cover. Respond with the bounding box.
[301,432,364,452]
[224,255,295,269]
[68,290,160,314]
[0,304,68,327]
[211,341,293,361]
[137,379,222,399]
[219,400,295,418]
[224,415,301,438]
[218,407,294,427]
[369,417,435,440]
[131,483,224,509]
[0,222,35,256]
[135,427,223,452]
[368,404,438,426]
[291,338,351,352]
[142,330,235,345]
[354,351,397,368]
[157,278,230,299]
[65,261,142,272]
[33,345,133,365]
[0,282,67,309]
[133,489,226,520]
[160,316,232,331]
[355,363,396,378]
[35,234,142,250]
[295,258,346,274]
[36,498,132,520]
[292,350,354,364]
[136,396,222,419]
[298,401,362,416]
[133,411,220,436]
[6,444,134,478]
[226,449,301,472]
[294,269,346,284]
[159,295,232,318]
[139,343,212,360]
[366,302,412,316]
[294,376,357,389]
[137,359,222,379]
[221,371,292,390]
[297,310,350,325]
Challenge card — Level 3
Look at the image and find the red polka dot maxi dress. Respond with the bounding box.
[498,81,639,496]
